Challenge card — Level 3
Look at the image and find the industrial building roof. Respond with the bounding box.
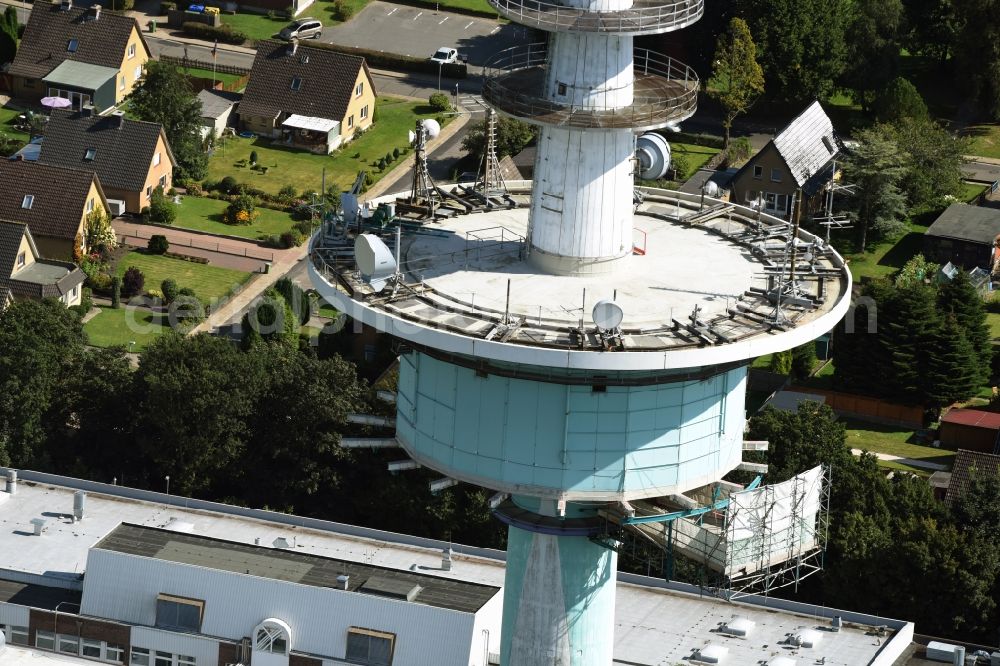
[925,204,1000,245]
[94,523,498,613]
[0,470,921,665]
[0,578,80,610]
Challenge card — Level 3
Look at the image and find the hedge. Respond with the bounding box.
[306,41,467,79]
[181,22,248,45]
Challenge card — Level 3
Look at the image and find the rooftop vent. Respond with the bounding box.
[336,574,349,590]
[5,469,16,495]
[73,490,85,521]
[60,0,72,11]
[720,617,755,637]
[289,38,298,56]
[360,575,422,602]
[30,517,46,536]
[691,645,728,664]
[89,4,100,20]
[272,536,295,548]
[830,616,842,632]
[441,547,453,571]
[788,629,822,648]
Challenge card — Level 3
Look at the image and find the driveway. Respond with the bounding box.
[319,1,526,71]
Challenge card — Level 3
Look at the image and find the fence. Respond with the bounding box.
[160,54,250,77]
[119,225,276,263]
[187,74,250,93]
[788,385,925,429]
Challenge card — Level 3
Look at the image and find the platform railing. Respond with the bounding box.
[488,0,703,35]
[482,44,699,130]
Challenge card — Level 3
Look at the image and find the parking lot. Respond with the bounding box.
[320,1,527,69]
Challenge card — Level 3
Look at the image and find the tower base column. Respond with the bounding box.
[500,500,618,666]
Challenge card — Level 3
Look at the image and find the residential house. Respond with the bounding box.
[8,1,150,110]
[0,221,85,308]
[0,160,109,260]
[38,109,175,214]
[923,203,1000,272]
[197,88,240,140]
[939,409,1000,453]
[729,101,840,220]
[239,40,376,153]
[945,449,1000,504]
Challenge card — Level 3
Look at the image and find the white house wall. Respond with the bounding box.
[131,626,221,666]
[0,601,30,627]
[80,549,482,665]
[467,588,503,665]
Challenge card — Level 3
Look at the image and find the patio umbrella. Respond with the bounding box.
[40,96,72,109]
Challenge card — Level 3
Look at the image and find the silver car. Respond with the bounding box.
[279,18,323,40]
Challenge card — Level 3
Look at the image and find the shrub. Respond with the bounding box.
[225,190,259,225]
[111,276,121,308]
[332,0,354,21]
[364,172,374,186]
[726,137,753,167]
[393,147,400,159]
[186,181,203,196]
[275,276,312,325]
[147,186,176,225]
[171,293,205,323]
[88,271,113,292]
[122,266,145,299]
[377,158,386,171]
[670,153,692,181]
[429,92,451,113]
[293,219,314,236]
[144,289,164,301]
[385,151,394,164]
[161,278,179,304]
[278,230,305,248]
[178,287,197,298]
[277,184,298,204]
[218,176,238,194]
[249,150,258,165]
[148,234,170,255]
[181,22,247,45]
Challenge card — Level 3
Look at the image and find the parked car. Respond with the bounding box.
[430,47,460,64]
[279,18,323,40]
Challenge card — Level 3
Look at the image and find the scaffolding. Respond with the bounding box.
[473,107,509,205]
[614,465,830,600]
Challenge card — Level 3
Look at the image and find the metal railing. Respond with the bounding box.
[488,0,703,34]
[483,44,699,130]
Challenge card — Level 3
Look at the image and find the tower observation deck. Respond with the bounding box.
[309,0,851,663]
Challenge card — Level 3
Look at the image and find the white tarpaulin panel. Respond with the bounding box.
[282,114,340,133]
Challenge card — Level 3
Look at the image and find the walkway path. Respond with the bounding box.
[850,448,949,472]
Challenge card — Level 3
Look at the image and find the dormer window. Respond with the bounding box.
[84,148,96,161]
[16,251,26,269]
[21,195,33,209]
[301,55,309,64]
[67,38,78,53]
[822,135,835,154]
[291,77,302,91]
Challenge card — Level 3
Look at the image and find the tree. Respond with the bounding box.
[274,276,311,326]
[889,116,968,212]
[148,234,170,255]
[110,276,121,308]
[146,186,176,225]
[84,208,117,252]
[843,124,908,252]
[926,314,982,406]
[903,0,959,66]
[841,0,904,111]
[0,6,18,67]
[952,467,1000,535]
[768,349,793,374]
[791,342,817,381]
[894,253,938,288]
[736,0,850,103]
[161,278,179,305]
[953,0,1000,119]
[121,266,145,298]
[707,18,765,148]
[873,77,928,123]
[225,189,258,226]
[428,93,451,112]
[241,289,298,348]
[127,60,208,180]
[938,269,992,381]
[461,116,537,163]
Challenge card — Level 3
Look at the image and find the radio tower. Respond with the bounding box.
[309,0,851,662]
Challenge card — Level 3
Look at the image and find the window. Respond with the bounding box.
[255,621,290,655]
[107,644,126,664]
[291,77,302,91]
[155,594,205,632]
[556,82,567,96]
[131,648,150,666]
[360,105,368,119]
[57,634,79,654]
[128,43,136,59]
[10,626,28,645]
[363,344,376,362]
[770,168,782,182]
[752,165,762,179]
[85,147,97,161]
[120,75,126,91]
[154,651,172,666]
[87,197,95,212]
[70,285,79,299]
[36,630,56,650]
[82,638,103,658]
[134,65,142,81]
[177,656,196,666]
[146,186,152,199]
[16,251,25,268]
[345,628,394,666]
[356,81,364,97]
[159,175,167,188]
[153,151,161,167]
[347,114,354,128]
[67,38,78,52]
[22,194,33,209]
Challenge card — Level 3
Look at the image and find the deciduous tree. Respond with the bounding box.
[707,17,764,148]
[843,124,909,251]
[842,0,904,111]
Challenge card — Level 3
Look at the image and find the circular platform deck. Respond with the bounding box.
[488,0,703,35]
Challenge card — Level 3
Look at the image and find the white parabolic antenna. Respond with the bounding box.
[355,234,397,291]
[421,118,441,139]
[592,299,624,330]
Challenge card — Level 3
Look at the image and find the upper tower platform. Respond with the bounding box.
[488,0,703,35]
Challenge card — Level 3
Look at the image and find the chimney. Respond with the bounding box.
[90,3,100,20]
[290,38,298,56]
[80,104,94,118]
[5,470,16,495]
[60,0,72,11]
[112,109,126,128]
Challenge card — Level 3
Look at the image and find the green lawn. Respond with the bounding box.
[207,97,433,195]
[671,142,719,174]
[0,104,31,151]
[316,301,338,318]
[843,418,956,472]
[115,251,251,303]
[987,313,1000,340]
[84,305,169,350]
[180,66,245,87]
[169,195,297,240]
[963,123,1000,160]
[843,221,930,283]
[959,181,988,202]
[221,0,375,41]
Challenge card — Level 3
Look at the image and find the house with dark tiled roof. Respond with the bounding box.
[924,204,1000,272]
[8,2,150,110]
[0,221,85,309]
[0,159,109,261]
[38,109,175,214]
[240,40,376,153]
[945,449,1000,505]
[729,101,841,220]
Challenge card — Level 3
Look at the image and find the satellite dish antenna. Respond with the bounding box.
[592,299,624,331]
[636,133,671,180]
[703,180,720,197]
[421,118,441,139]
[408,129,416,145]
[355,233,397,292]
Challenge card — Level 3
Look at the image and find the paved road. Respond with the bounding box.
[850,448,949,472]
